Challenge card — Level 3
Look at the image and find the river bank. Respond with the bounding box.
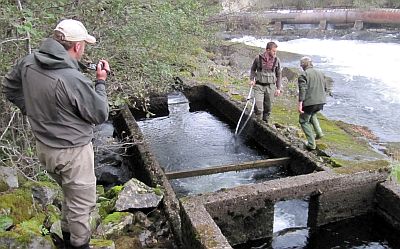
[193,40,396,172]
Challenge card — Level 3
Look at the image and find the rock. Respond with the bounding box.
[50,220,62,239]
[96,212,134,239]
[0,232,54,249]
[282,67,301,82]
[90,239,116,249]
[114,236,142,249]
[0,166,18,191]
[0,215,13,231]
[90,204,102,231]
[114,179,164,211]
[32,185,59,207]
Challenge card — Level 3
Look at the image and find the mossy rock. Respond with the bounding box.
[0,230,54,249]
[0,216,13,232]
[0,180,9,193]
[114,236,141,249]
[0,188,39,224]
[96,185,105,196]
[103,212,131,225]
[90,238,115,249]
[103,185,123,199]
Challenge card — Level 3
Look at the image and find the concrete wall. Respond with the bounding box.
[183,84,327,174]
[181,171,388,247]
[376,180,400,230]
[113,84,398,249]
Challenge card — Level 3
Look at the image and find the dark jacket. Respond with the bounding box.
[250,53,282,89]
[298,67,327,107]
[2,38,108,148]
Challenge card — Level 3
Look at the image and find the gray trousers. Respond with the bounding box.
[254,83,276,119]
[36,140,96,247]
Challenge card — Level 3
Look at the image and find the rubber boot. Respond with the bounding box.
[62,231,71,248]
[262,112,270,123]
[299,113,316,150]
[311,114,324,139]
[69,243,90,249]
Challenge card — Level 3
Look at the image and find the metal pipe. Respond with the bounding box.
[244,8,400,25]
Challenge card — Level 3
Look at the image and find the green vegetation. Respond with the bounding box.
[0,188,38,224]
[0,0,219,178]
[390,162,400,183]
[103,212,131,225]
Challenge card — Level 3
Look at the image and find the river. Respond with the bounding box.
[232,36,400,143]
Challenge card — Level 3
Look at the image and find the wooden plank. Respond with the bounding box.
[165,157,291,180]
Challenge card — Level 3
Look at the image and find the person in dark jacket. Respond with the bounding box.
[2,19,109,249]
[297,56,327,150]
[250,41,282,123]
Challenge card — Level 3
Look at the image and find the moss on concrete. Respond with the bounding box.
[196,224,219,248]
[332,159,390,174]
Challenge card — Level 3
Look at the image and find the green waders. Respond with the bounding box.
[299,111,324,150]
[254,83,276,122]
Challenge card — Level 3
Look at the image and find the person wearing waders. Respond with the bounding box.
[3,19,109,249]
[297,56,327,150]
[249,41,282,123]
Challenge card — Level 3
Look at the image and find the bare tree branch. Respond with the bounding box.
[0,111,16,141]
[0,37,30,45]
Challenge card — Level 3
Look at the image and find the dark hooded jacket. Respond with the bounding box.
[2,38,108,148]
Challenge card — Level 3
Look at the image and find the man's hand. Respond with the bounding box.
[275,89,282,96]
[298,101,304,113]
[249,80,256,86]
[96,59,110,81]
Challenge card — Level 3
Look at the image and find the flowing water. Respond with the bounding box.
[136,37,400,247]
[232,36,400,142]
[137,92,285,197]
[135,92,396,248]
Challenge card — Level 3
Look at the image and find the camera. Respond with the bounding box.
[87,62,104,71]
[86,62,111,75]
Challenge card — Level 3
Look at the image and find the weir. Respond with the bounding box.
[111,83,400,248]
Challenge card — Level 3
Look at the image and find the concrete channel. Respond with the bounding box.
[112,83,400,248]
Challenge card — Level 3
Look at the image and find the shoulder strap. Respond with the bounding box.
[258,54,263,71]
[258,55,278,71]
[272,57,277,71]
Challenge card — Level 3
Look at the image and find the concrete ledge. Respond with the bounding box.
[181,170,388,247]
[376,180,400,230]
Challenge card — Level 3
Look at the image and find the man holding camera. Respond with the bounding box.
[3,19,109,249]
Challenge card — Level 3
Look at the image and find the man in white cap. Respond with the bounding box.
[297,56,327,150]
[3,19,109,249]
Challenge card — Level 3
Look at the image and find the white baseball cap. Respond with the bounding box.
[54,19,96,44]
